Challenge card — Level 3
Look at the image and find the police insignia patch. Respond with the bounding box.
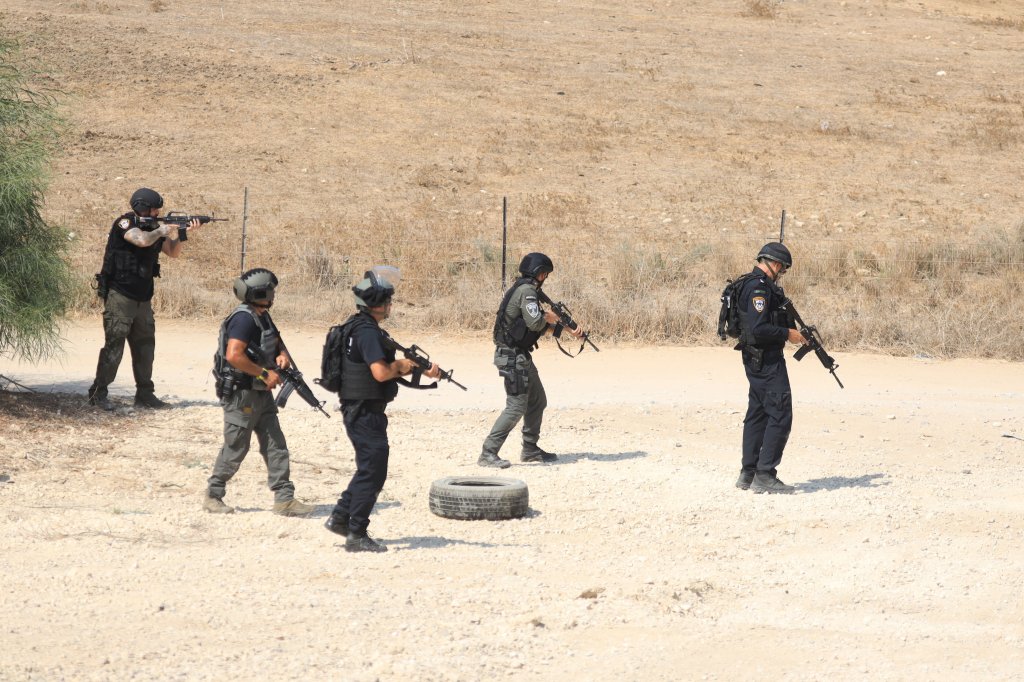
[526,301,540,317]
[119,218,131,230]
[753,296,766,313]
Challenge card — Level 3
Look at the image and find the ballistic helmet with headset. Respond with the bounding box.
[233,268,279,305]
[130,188,164,215]
[518,252,554,279]
[352,266,399,309]
[756,242,793,269]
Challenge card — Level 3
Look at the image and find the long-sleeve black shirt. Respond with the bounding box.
[737,268,789,350]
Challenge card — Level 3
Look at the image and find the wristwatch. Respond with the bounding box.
[258,368,270,382]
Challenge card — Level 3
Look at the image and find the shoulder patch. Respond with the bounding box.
[525,301,540,317]
[119,218,132,230]
[752,296,766,313]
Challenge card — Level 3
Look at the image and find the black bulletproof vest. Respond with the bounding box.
[493,277,544,352]
[340,313,399,402]
[100,212,164,301]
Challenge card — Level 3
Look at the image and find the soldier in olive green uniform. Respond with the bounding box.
[202,269,314,517]
[478,253,584,468]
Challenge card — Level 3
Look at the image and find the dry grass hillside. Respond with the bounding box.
[3,0,1024,356]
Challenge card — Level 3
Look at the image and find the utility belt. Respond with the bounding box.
[341,399,388,426]
[214,370,255,401]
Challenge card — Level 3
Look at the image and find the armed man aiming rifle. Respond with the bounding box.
[88,188,211,411]
[477,252,589,469]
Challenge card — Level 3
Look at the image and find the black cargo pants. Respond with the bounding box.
[741,351,793,474]
[332,400,390,533]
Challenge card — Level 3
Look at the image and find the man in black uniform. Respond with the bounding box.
[88,188,202,410]
[203,268,314,517]
[735,243,808,494]
[324,268,440,552]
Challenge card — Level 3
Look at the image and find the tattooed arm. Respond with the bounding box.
[123,224,174,249]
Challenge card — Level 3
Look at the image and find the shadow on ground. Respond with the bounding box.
[797,473,889,493]
[557,450,648,464]
[384,535,522,550]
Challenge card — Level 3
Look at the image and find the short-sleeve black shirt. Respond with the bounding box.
[225,309,278,348]
[346,317,394,367]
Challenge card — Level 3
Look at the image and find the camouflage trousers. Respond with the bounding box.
[88,289,156,399]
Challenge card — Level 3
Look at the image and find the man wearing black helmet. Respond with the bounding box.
[323,267,440,552]
[87,188,202,411]
[202,268,314,517]
[734,242,808,494]
[478,252,584,468]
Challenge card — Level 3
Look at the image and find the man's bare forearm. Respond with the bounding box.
[124,225,174,248]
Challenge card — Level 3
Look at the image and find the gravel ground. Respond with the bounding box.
[1,322,1023,680]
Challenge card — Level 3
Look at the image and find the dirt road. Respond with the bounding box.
[1,321,1022,680]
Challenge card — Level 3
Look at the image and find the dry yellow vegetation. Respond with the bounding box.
[3,0,1023,356]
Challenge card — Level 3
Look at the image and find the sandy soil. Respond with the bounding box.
[1,320,1023,680]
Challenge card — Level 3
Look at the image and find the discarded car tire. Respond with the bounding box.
[429,476,529,520]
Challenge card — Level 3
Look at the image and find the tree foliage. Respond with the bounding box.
[0,37,73,363]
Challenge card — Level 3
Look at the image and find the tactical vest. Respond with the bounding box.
[493,277,545,352]
[100,212,164,301]
[339,313,400,402]
[215,304,280,393]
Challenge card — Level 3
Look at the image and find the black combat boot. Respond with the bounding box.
[521,445,557,463]
[751,472,795,494]
[345,530,388,553]
[478,452,511,469]
[88,386,115,411]
[324,513,350,537]
[735,469,755,490]
[134,393,171,409]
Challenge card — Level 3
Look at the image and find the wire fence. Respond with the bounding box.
[52,194,1024,357]
[59,211,1024,286]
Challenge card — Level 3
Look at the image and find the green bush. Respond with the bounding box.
[0,37,74,362]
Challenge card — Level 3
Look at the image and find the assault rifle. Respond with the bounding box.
[780,299,844,389]
[384,337,467,391]
[140,212,228,241]
[245,348,331,417]
[537,291,599,357]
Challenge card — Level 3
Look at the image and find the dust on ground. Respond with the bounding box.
[1,321,1023,679]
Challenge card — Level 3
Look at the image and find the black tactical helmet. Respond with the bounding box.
[233,268,279,305]
[130,188,164,214]
[518,252,554,278]
[756,242,793,268]
[352,268,396,309]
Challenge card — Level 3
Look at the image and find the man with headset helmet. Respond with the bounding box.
[202,268,314,517]
[87,187,203,411]
[733,242,808,495]
[478,252,584,469]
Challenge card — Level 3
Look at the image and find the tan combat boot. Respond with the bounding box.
[202,495,235,514]
[273,498,314,517]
